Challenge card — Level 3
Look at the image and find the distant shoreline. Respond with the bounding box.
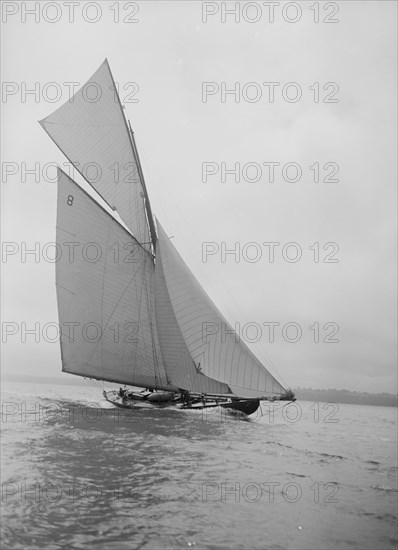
[2,374,397,407]
[294,387,397,408]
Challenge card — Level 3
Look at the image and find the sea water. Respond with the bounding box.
[1,381,397,550]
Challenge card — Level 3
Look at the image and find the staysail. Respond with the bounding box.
[155,243,232,395]
[40,59,153,251]
[56,168,174,390]
[155,221,287,399]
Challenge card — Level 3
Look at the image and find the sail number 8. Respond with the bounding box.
[67,195,74,206]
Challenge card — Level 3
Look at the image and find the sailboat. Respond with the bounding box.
[40,59,295,416]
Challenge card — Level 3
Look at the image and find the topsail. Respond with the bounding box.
[40,59,154,252]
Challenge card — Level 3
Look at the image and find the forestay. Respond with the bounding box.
[155,243,232,395]
[56,168,174,390]
[40,59,151,251]
[156,221,287,399]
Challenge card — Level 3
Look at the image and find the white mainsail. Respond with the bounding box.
[40,59,153,251]
[56,167,174,390]
[155,221,287,399]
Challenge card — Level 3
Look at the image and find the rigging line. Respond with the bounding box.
[127,141,148,260]
[127,120,157,253]
[151,276,163,386]
[99,216,114,387]
[152,262,169,386]
[91,378,103,393]
[142,253,161,388]
[129,247,147,384]
[104,56,146,249]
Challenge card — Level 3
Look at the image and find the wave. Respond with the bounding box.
[371,485,398,493]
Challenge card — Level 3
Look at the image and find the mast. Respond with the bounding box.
[104,59,157,253]
[128,120,158,254]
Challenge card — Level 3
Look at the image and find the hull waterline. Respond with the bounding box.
[103,390,260,416]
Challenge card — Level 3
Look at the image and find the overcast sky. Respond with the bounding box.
[1,1,397,393]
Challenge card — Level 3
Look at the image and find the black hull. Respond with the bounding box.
[104,391,260,416]
[220,399,260,415]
